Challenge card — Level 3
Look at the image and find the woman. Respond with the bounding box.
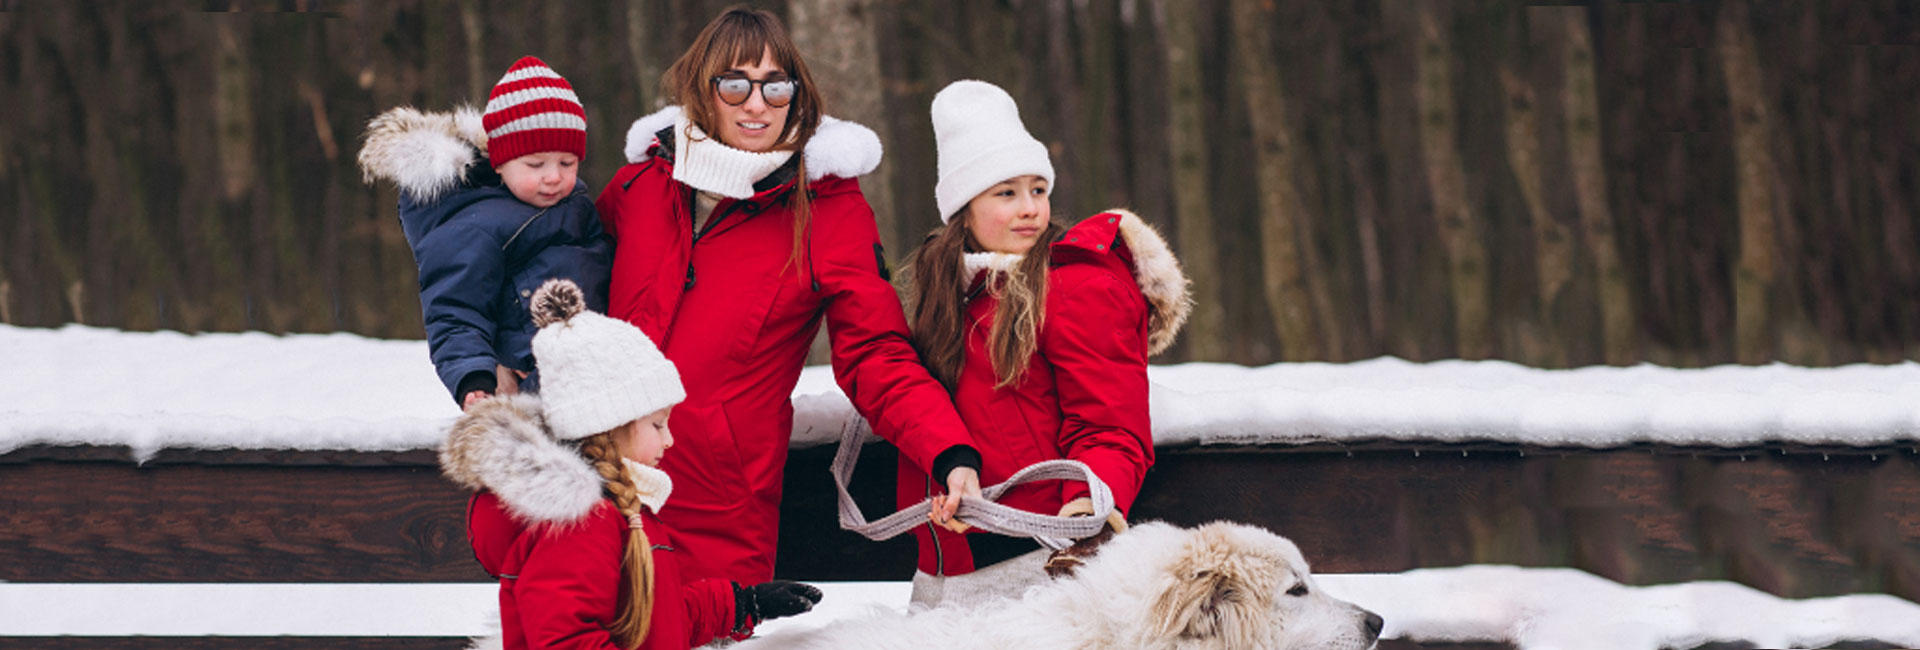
[900,80,1192,607]
[595,7,982,587]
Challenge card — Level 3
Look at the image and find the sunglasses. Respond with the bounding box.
[712,74,799,107]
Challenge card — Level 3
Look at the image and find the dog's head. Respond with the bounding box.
[1080,522,1382,650]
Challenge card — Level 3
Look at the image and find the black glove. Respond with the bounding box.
[734,580,823,633]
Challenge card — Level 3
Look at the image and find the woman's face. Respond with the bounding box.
[711,48,790,153]
[965,175,1052,255]
[614,408,674,467]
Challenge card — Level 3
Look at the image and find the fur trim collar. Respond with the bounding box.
[357,106,488,202]
[1105,210,1194,355]
[962,251,1022,278]
[623,105,883,181]
[439,394,603,525]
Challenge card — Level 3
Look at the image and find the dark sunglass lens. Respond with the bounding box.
[717,78,752,104]
[763,80,796,106]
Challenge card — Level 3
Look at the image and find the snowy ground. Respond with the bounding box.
[5,569,1918,650]
[6,324,1919,459]
[6,324,1920,648]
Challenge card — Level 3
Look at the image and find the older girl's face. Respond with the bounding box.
[965,175,1051,255]
[712,48,791,152]
[614,408,674,467]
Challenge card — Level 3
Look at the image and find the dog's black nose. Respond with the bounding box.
[1364,611,1384,639]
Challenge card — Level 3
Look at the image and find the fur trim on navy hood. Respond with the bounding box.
[440,394,603,525]
[358,106,491,203]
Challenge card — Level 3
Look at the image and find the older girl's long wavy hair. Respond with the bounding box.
[663,5,825,268]
[905,213,1066,391]
[578,429,656,648]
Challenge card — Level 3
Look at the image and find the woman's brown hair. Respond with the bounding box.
[578,430,656,648]
[904,214,1066,391]
[663,5,825,268]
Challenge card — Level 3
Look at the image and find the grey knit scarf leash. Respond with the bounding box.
[830,419,1114,550]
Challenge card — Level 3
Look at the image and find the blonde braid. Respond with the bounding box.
[579,431,656,648]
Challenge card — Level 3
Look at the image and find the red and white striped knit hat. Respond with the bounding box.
[483,56,586,168]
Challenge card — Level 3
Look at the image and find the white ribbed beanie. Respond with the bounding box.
[527,279,685,440]
[932,80,1054,223]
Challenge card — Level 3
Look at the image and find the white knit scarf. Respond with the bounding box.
[621,458,674,516]
[671,114,794,199]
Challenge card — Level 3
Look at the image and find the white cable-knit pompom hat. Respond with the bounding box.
[527,279,685,440]
[931,80,1055,223]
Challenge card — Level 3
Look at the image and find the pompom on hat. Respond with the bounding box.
[528,279,684,440]
[931,80,1055,223]
[483,56,587,169]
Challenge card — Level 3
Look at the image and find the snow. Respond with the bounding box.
[6,569,1915,649]
[6,324,1919,458]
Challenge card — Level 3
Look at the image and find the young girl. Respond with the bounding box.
[594,7,982,586]
[441,279,821,649]
[901,80,1194,607]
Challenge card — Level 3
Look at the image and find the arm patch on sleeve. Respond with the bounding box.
[874,243,892,281]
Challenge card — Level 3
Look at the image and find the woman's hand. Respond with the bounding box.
[928,466,982,533]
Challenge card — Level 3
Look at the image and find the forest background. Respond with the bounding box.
[1,0,1915,369]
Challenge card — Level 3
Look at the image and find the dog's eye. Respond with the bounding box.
[1286,583,1309,597]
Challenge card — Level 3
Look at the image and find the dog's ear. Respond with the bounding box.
[1149,524,1283,646]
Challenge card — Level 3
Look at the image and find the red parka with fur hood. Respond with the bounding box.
[596,107,977,584]
[443,395,743,650]
[905,210,1192,576]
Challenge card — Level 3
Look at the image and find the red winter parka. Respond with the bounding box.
[596,107,976,584]
[444,395,743,650]
[904,210,1193,576]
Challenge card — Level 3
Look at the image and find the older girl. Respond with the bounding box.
[595,7,982,586]
[901,80,1193,607]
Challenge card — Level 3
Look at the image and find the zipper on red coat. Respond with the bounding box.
[682,192,753,292]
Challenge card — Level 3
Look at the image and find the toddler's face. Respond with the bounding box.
[616,407,674,467]
[498,151,579,208]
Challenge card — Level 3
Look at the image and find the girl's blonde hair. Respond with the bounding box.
[578,430,656,648]
[903,215,1066,390]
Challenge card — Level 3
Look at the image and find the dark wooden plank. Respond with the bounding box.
[5,443,1919,601]
[0,459,486,582]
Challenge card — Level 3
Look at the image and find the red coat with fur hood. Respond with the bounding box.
[443,395,743,650]
[596,107,975,584]
[904,210,1192,576]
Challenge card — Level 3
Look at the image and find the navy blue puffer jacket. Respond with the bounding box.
[360,107,612,403]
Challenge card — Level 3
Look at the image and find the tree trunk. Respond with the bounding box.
[1411,2,1493,359]
[789,0,900,365]
[1158,0,1227,361]
[1500,10,1569,367]
[1228,0,1323,361]
[1552,6,1635,365]
[1716,0,1779,364]
[626,0,664,109]
[460,0,486,101]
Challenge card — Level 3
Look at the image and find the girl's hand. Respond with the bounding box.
[461,390,491,411]
[929,467,982,533]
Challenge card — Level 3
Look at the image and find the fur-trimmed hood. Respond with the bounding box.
[357,106,489,201]
[440,394,602,525]
[1100,209,1193,356]
[622,105,883,181]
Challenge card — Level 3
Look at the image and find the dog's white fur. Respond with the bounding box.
[741,522,1380,650]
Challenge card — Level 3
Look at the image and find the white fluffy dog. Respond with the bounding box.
[741,522,1382,650]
